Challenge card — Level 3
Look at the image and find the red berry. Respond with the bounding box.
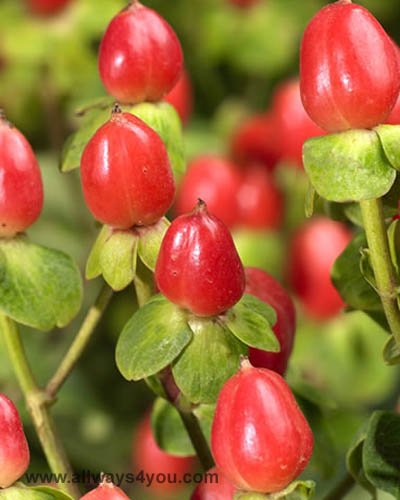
[386,93,400,124]
[133,413,195,495]
[175,156,242,228]
[300,0,400,133]
[0,116,43,238]
[26,0,73,15]
[80,480,131,500]
[191,467,237,500]
[272,79,325,167]
[0,394,30,488]
[156,201,245,317]
[245,267,296,375]
[164,69,193,125]
[236,165,283,230]
[99,2,183,104]
[80,109,175,229]
[211,360,313,493]
[230,113,280,170]
[288,217,352,320]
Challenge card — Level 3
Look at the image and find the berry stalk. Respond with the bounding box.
[360,198,400,348]
[0,314,80,499]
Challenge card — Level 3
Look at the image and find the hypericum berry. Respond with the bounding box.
[236,166,283,230]
[288,217,352,320]
[26,0,73,15]
[156,200,245,317]
[300,0,400,133]
[211,360,313,493]
[99,2,183,104]
[386,94,400,124]
[191,467,237,500]
[164,69,193,125]
[272,79,325,167]
[0,394,30,488]
[231,113,280,170]
[175,156,242,228]
[80,109,175,229]
[79,479,131,500]
[133,414,195,495]
[0,114,43,238]
[245,267,296,375]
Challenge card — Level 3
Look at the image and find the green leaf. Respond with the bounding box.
[0,236,82,331]
[359,248,377,292]
[388,219,400,275]
[331,232,381,313]
[116,295,192,381]
[86,225,112,280]
[347,436,377,499]
[383,335,400,366]
[234,481,315,500]
[374,124,400,170]
[129,101,185,184]
[28,487,74,500]
[0,484,74,500]
[137,217,170,271]
[173,316,247,404]
[305,183,317,218]
[151,398,196,456]
[303,129,396,202]
[363,411,400,498]
[225,294,279,351]
[100,230,138,291]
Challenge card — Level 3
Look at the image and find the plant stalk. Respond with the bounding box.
[0,315,80,499]
[360,198,400,348]
[46,283,113,399]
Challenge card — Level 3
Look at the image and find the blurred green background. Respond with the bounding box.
[0,0,399,499]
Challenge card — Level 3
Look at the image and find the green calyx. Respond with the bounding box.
[234,480,315,499]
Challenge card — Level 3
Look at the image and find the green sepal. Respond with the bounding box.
[234,481,315,500]
[137,217,170,271]
[116,295,192,381]
[383,335,400,366]
[225,294,279,351]
[374,124,400,171]
[172,316,247,404]
[363,411,400,498]
[303,129,396,202]
[85,225,112,279]
[0,484,74,500]
[0,236,82,331]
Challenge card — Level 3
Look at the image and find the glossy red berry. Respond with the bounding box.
[99,2,183,104]
[288,217,352,320]
[79,480,131,500]
[386,94,400,124]
[211,360,313,493]
[0,116,43,238]
[300,0,400,133]
[272,79,325,167]
[81,109,175,229]
[245,267,296,375]
[175,156,241,228]
[191,467,236,500]
[236,165,283,230]
[164,69,193,125]
[156,201,245,317]
[26,0,73,15]
[231,113,280,170]
[0,394,30,488]
[133,413,195,495]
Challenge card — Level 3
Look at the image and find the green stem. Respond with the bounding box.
[46,283,113,399]
[0,315,80,499]
[177,409,215,471]
[322,473,355,500]
[360,198,400,348]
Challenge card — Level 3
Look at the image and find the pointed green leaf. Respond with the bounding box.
[116,295,192,381]
[347,434,376,499]
[0,236,82,331]
[374,124,400,170]
[86,225,112,280]
[363,411,400,498]
[100,230,138,291]
[303,130,396,202]
[359,248,377,292]
[225,294,279,351]
[383,335,400,366]
[0,484,74,500]
[137,217,170,271]
[173,317,247,404]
